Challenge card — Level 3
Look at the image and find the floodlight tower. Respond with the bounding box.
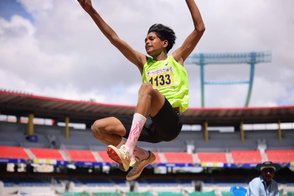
[186,51,271,107]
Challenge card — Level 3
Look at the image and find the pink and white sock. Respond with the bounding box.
[125,113,146,156]
[117,137,135,162]
[117,137,148,161]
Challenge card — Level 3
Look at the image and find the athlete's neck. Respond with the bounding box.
[152,52,167,61]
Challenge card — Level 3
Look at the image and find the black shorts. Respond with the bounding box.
[121,98,182,143]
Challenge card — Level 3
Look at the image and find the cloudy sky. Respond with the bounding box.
[0,0,293,108]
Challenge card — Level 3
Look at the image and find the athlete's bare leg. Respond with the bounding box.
[91,83,165,147]
[136,83,165,117]
[91,117,126,146]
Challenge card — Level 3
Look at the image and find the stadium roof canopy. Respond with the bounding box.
[1,90,294,127]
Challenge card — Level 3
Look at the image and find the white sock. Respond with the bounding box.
[125,113,146,156]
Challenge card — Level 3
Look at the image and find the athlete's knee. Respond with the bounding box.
[91,120,104,139]
[139,83,156,98]
[139,83,153,93]
[91,117,126,139]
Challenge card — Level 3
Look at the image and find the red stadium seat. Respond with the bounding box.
[97,151,115,163]
[266,149,294,163]
[0,146,30,160]
[65,149,96,162]
[231,150,262,164]
[163,152,194,164]
[153,152,161,164]
[30,148,64,161]
[197,152,228,163]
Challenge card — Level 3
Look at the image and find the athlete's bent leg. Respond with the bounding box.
[91,117,127,146]
[136,83,165,117]
[107,83,163,177]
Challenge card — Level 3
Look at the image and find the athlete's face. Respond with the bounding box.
[145,32,168,57]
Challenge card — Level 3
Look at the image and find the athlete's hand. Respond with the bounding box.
[77,0,93,13]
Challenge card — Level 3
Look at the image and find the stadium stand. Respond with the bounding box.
[0,146,29,160]
[197,152,228,164]
[245,129,294,150]
[1,120,293,153]
[185,131,258,152]
[230,150,262,164]
[1,144,293,167]
[153,152,162,164]
[29,147,64,161]
[163,152,194,164]
[266,149,294,163]
[1,120,294,165]
[97,151,115,163]
[1,91,294,195]
[64,149,96,162]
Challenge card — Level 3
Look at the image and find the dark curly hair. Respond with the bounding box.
[148,24,176,53]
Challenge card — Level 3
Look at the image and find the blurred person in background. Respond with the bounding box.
[248,161,280,196]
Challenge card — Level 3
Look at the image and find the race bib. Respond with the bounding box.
[146,66,174,89]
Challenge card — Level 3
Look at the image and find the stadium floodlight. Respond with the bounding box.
[186,51,272,107]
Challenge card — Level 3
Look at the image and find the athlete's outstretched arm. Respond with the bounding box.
[172,0,205,64]
[77,0,146,72]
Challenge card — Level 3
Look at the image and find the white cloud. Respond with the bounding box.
[0,0,294,108]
